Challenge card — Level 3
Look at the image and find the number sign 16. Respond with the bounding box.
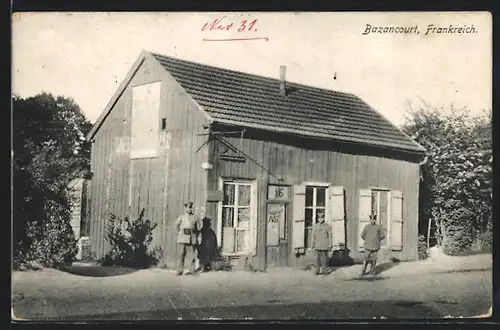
[268,185,289,201]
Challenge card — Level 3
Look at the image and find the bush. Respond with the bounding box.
[418,235,428,260]
[102,209,163,269]
[479,230,493,253]
[23,199,79,268]
[442,207,475,256]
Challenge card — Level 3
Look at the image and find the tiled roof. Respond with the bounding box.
[151,52,424,153]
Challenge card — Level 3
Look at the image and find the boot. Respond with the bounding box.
[360,262,367,276]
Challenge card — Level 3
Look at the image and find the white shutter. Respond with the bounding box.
[250,182,258,255]
[358,189,372,251]
[130,82,161,159]
[390,190,403,251]
[328,186,345,250]
[292,184,306,252]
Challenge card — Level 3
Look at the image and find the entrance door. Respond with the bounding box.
[265,202,290,267]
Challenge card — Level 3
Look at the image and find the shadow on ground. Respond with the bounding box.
[43,300,445,320]
[372,261,399,275]
[60,264,139,278]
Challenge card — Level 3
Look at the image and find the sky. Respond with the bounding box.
[12,12,492,127]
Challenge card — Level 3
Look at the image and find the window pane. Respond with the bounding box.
[236,230,248,252]
[371,191,379,216]
[223,184,235,205]
[379,191,389,246]
[238,185,251,207]
[316,208,326,223]
[305,208,313,227]
[305,187,314,207]
[305,227,312,248]
[237,207,250,229]
[222,207,234,227]
[316,187,326,207]
[379,191,389,213]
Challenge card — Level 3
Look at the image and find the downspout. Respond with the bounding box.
[417,154,430,249]
[418,155,428,166]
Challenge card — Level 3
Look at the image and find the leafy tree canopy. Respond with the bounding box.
[13,92,92,266]
[402,101,491,254]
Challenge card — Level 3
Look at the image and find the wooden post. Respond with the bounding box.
[427,217,432,250]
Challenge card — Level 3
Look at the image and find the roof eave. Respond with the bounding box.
[213,119,426,156]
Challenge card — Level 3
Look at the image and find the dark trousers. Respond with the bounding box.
[315,250,329,270]
[177,243,196,273]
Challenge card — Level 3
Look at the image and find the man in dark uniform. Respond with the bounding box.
[360,213,386,276]
[309,210,332,275]
[175,202,202,276]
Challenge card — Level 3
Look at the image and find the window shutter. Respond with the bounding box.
[390,190,403,251]
[250,182,258,256]
[328,186,346,250]
[358,189,372,251]
[292,184,306,252]
[130,82,161,159]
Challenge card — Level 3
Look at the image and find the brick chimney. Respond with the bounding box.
[279,65,286,96]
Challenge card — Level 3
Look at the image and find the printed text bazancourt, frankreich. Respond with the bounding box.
[363,24,478,36]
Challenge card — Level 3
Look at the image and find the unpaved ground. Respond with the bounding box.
[12,255,492,320]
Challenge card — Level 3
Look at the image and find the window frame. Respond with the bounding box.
[303,182,330,249]
[369,187,391,248]
[217,178,257,256]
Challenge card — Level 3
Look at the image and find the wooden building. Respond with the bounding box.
[86,50,426,270]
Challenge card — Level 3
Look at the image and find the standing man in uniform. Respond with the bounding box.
[309,210,333,275]
[360,213,386,276]
[175,201,202,276]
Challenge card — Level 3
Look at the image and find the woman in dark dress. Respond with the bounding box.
[197,217,218,271]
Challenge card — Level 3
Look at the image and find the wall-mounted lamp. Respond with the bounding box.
[201,162,214,170]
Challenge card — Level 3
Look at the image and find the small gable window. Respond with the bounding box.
[130,81,161,159]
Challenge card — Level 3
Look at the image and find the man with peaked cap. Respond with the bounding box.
[309,210,333,275]
[175,201,202,275]
[360,213,386,276]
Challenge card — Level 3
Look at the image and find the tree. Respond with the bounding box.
[402,102,492,255]
[13,93,92,267]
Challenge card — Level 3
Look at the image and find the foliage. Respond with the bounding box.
[13,93,92,267]
[478,230,493,253]
[402,103,492,255]
[102,209,163,269]
[418,235,428,260]
[25,200,79,267]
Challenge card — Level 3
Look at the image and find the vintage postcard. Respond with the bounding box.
[12,11,492,321]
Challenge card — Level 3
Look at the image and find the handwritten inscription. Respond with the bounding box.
[202,16,268,42]
[363,23,478,36]
[268,207,283,223]
[202,16,258,32]
[266,203,284,246]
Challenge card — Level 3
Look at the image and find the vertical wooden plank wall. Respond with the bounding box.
[89,57,209,264]
[209,134,421,268]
